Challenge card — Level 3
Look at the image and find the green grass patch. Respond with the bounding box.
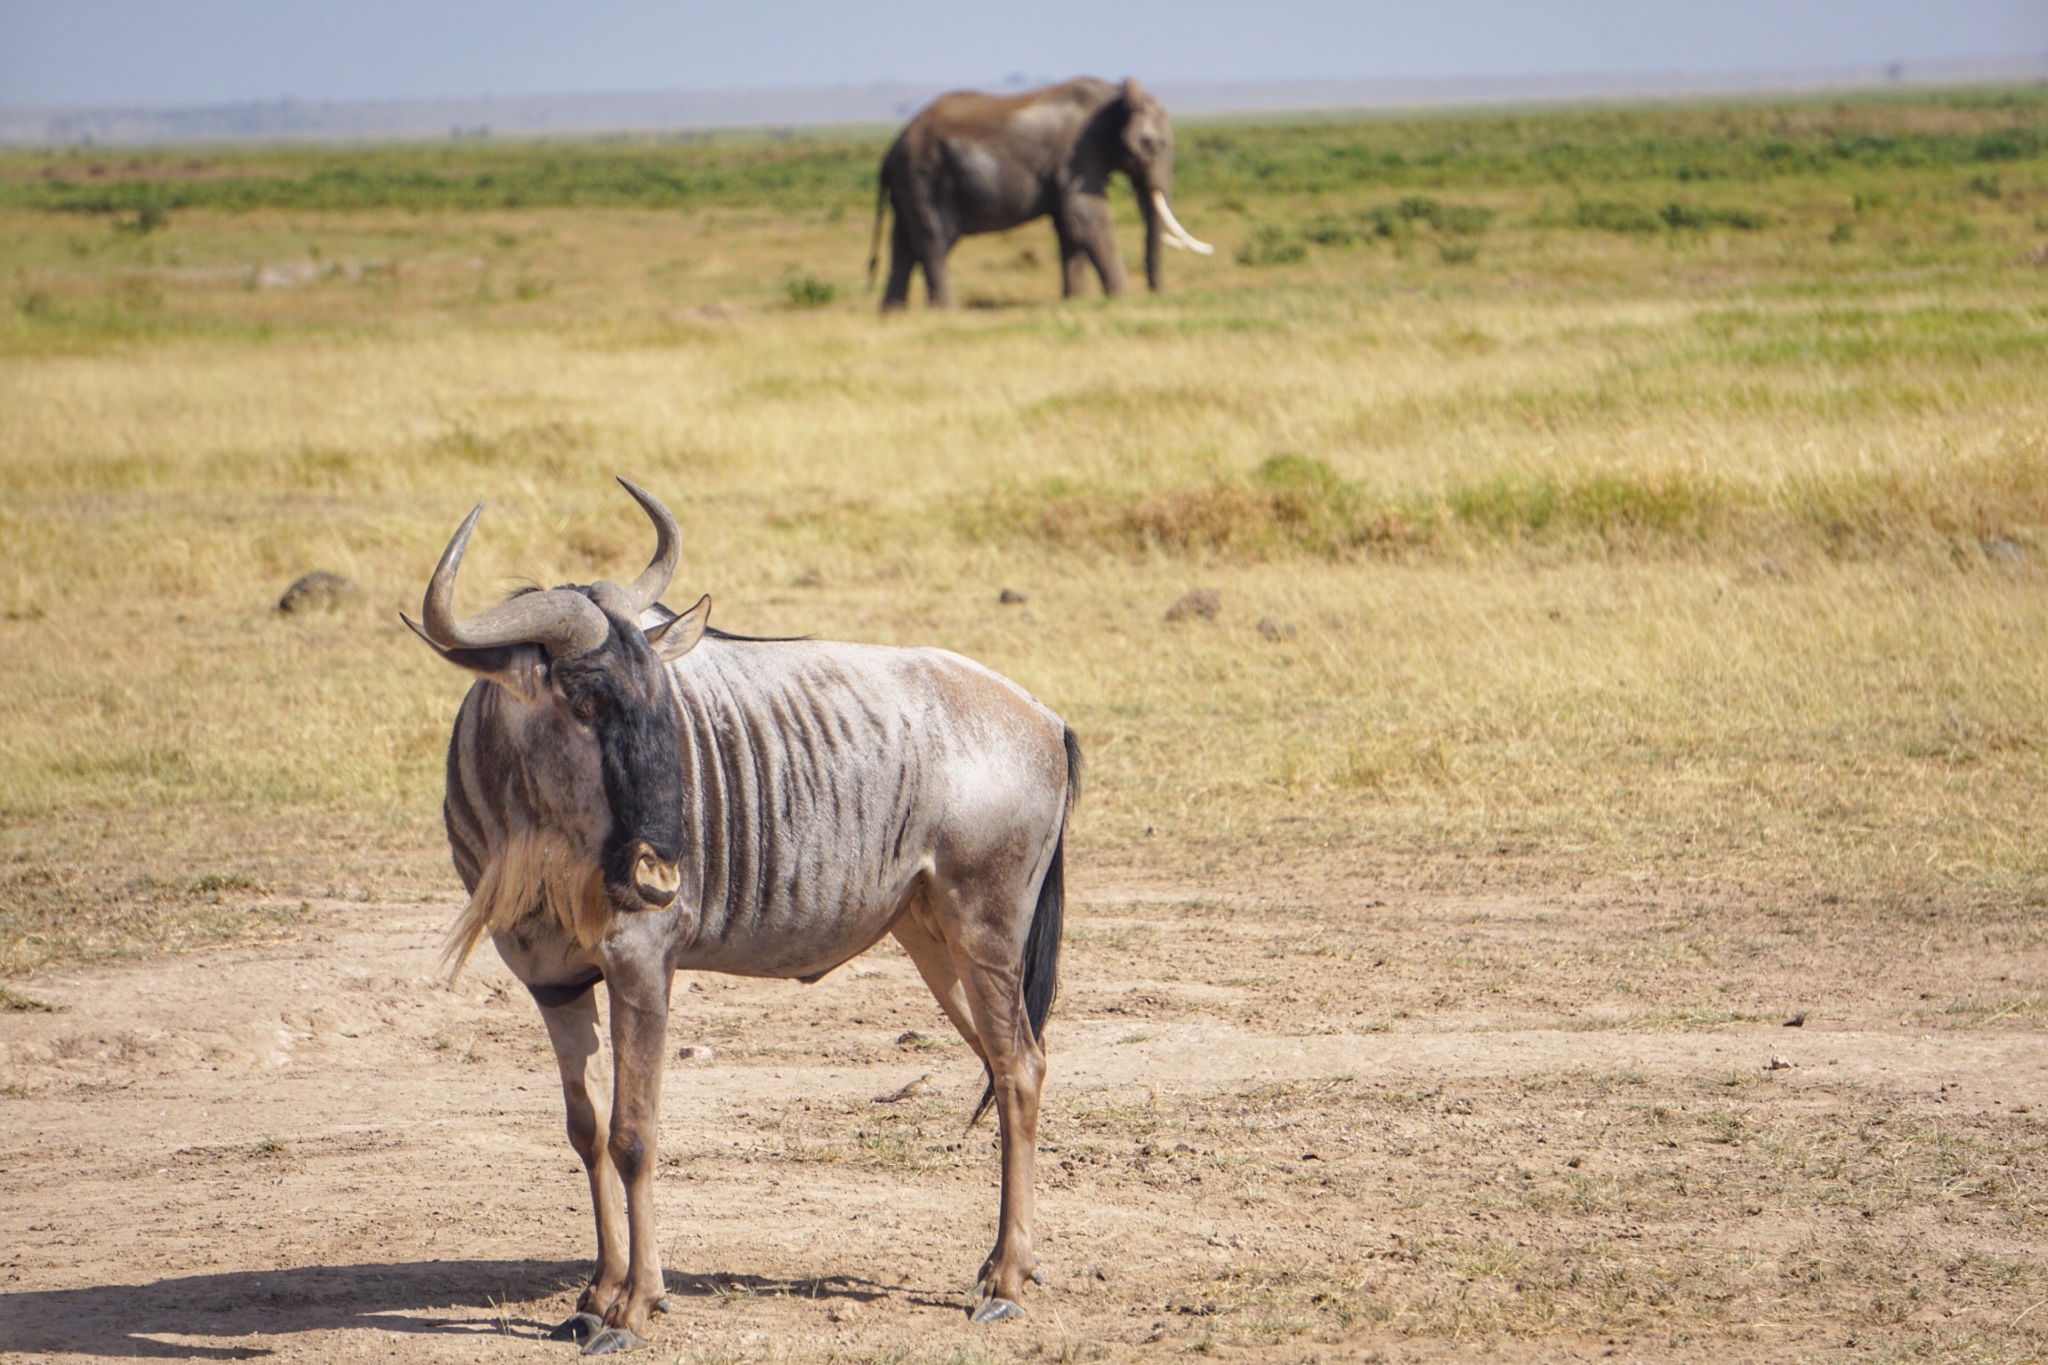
[967,444,2048,562]
[5,84,2044,220]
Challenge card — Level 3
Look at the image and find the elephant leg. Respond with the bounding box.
[1067,194,1129,298]
[921,239,955,308]
[883,215,917,311]
[1053,220,1091,299]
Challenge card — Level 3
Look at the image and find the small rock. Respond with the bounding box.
[1783,1012,1806,1027]
[1164,587,1221,623]
[826,1303,860,1325]
[895,1029,927,1047]
[1765,1055,1793,1071]
[1983,538,2027,563]
[1256,616,1296,642]
[998,588,1027,605]
[675,1044,715,1063]
[277,570,359,614]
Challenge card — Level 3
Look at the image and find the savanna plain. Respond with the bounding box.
[3,89,2048,1364]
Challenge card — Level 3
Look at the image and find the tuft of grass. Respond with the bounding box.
[0,984,57,1012]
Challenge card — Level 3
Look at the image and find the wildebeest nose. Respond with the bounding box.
[632,849,681,905]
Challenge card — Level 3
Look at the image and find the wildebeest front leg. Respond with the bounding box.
[538,992,628,1343]
[582,956,673,1355]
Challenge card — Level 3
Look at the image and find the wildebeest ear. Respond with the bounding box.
[1121,76,1148,106]
[401,613,547,697]
[646,593,711,661]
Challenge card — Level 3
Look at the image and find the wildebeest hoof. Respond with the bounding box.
[548,1312,604,1343]
[971,1296,1023,1323]
[580,1325,648,1355]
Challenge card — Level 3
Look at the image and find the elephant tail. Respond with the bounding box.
[866,177,889,288]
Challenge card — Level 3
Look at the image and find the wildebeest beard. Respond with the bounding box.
[549,608,686,905]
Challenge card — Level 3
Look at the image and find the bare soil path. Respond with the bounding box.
[3,871,2045,1363]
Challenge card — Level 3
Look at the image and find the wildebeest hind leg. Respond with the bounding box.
[892,910,986,1062]
[949,933,1045,1321]
[538,994,630,1332]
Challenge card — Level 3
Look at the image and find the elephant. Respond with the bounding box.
[868,76,1212,309]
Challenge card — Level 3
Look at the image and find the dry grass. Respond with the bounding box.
[1,95,2046,977]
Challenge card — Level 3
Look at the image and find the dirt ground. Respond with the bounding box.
[3,862,2045,1364]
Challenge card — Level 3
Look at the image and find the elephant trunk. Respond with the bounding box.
[1141,191,1164,291]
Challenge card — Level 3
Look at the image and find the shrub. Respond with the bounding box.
[784,273,836,307]
[113,201,167,235]
[1437,205,1495,234]
[1301,214,1360,246]
[1661,202,1769,231]
[1575,200,1662,233]
[1236,225,1307,266]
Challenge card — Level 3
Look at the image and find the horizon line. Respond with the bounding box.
[4,52,2044,147]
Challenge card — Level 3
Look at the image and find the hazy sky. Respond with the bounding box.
[3,0,2042,107]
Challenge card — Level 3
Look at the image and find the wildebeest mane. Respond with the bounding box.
[704,626,810,643]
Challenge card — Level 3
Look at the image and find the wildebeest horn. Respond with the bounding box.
[617,477,680,611]
[418,504,610,656]
[1150,191,1215,255]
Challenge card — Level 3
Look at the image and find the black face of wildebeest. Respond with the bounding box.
[549,593,687,913]
[406,478,709,918]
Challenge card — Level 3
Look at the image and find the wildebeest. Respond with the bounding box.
[404,480,1076,1354]
[869,75,1212,308]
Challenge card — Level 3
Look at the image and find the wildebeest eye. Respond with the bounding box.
[563,685,606,724]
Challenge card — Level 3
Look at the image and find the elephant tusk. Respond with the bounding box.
[1150,191,1215,255]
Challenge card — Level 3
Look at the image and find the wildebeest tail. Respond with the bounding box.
[971,724,1079,1127]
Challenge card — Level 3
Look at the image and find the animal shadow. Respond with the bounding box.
[0,1259,583,1359]
[668,1268,948,1312]
[0,1260,942,1358]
